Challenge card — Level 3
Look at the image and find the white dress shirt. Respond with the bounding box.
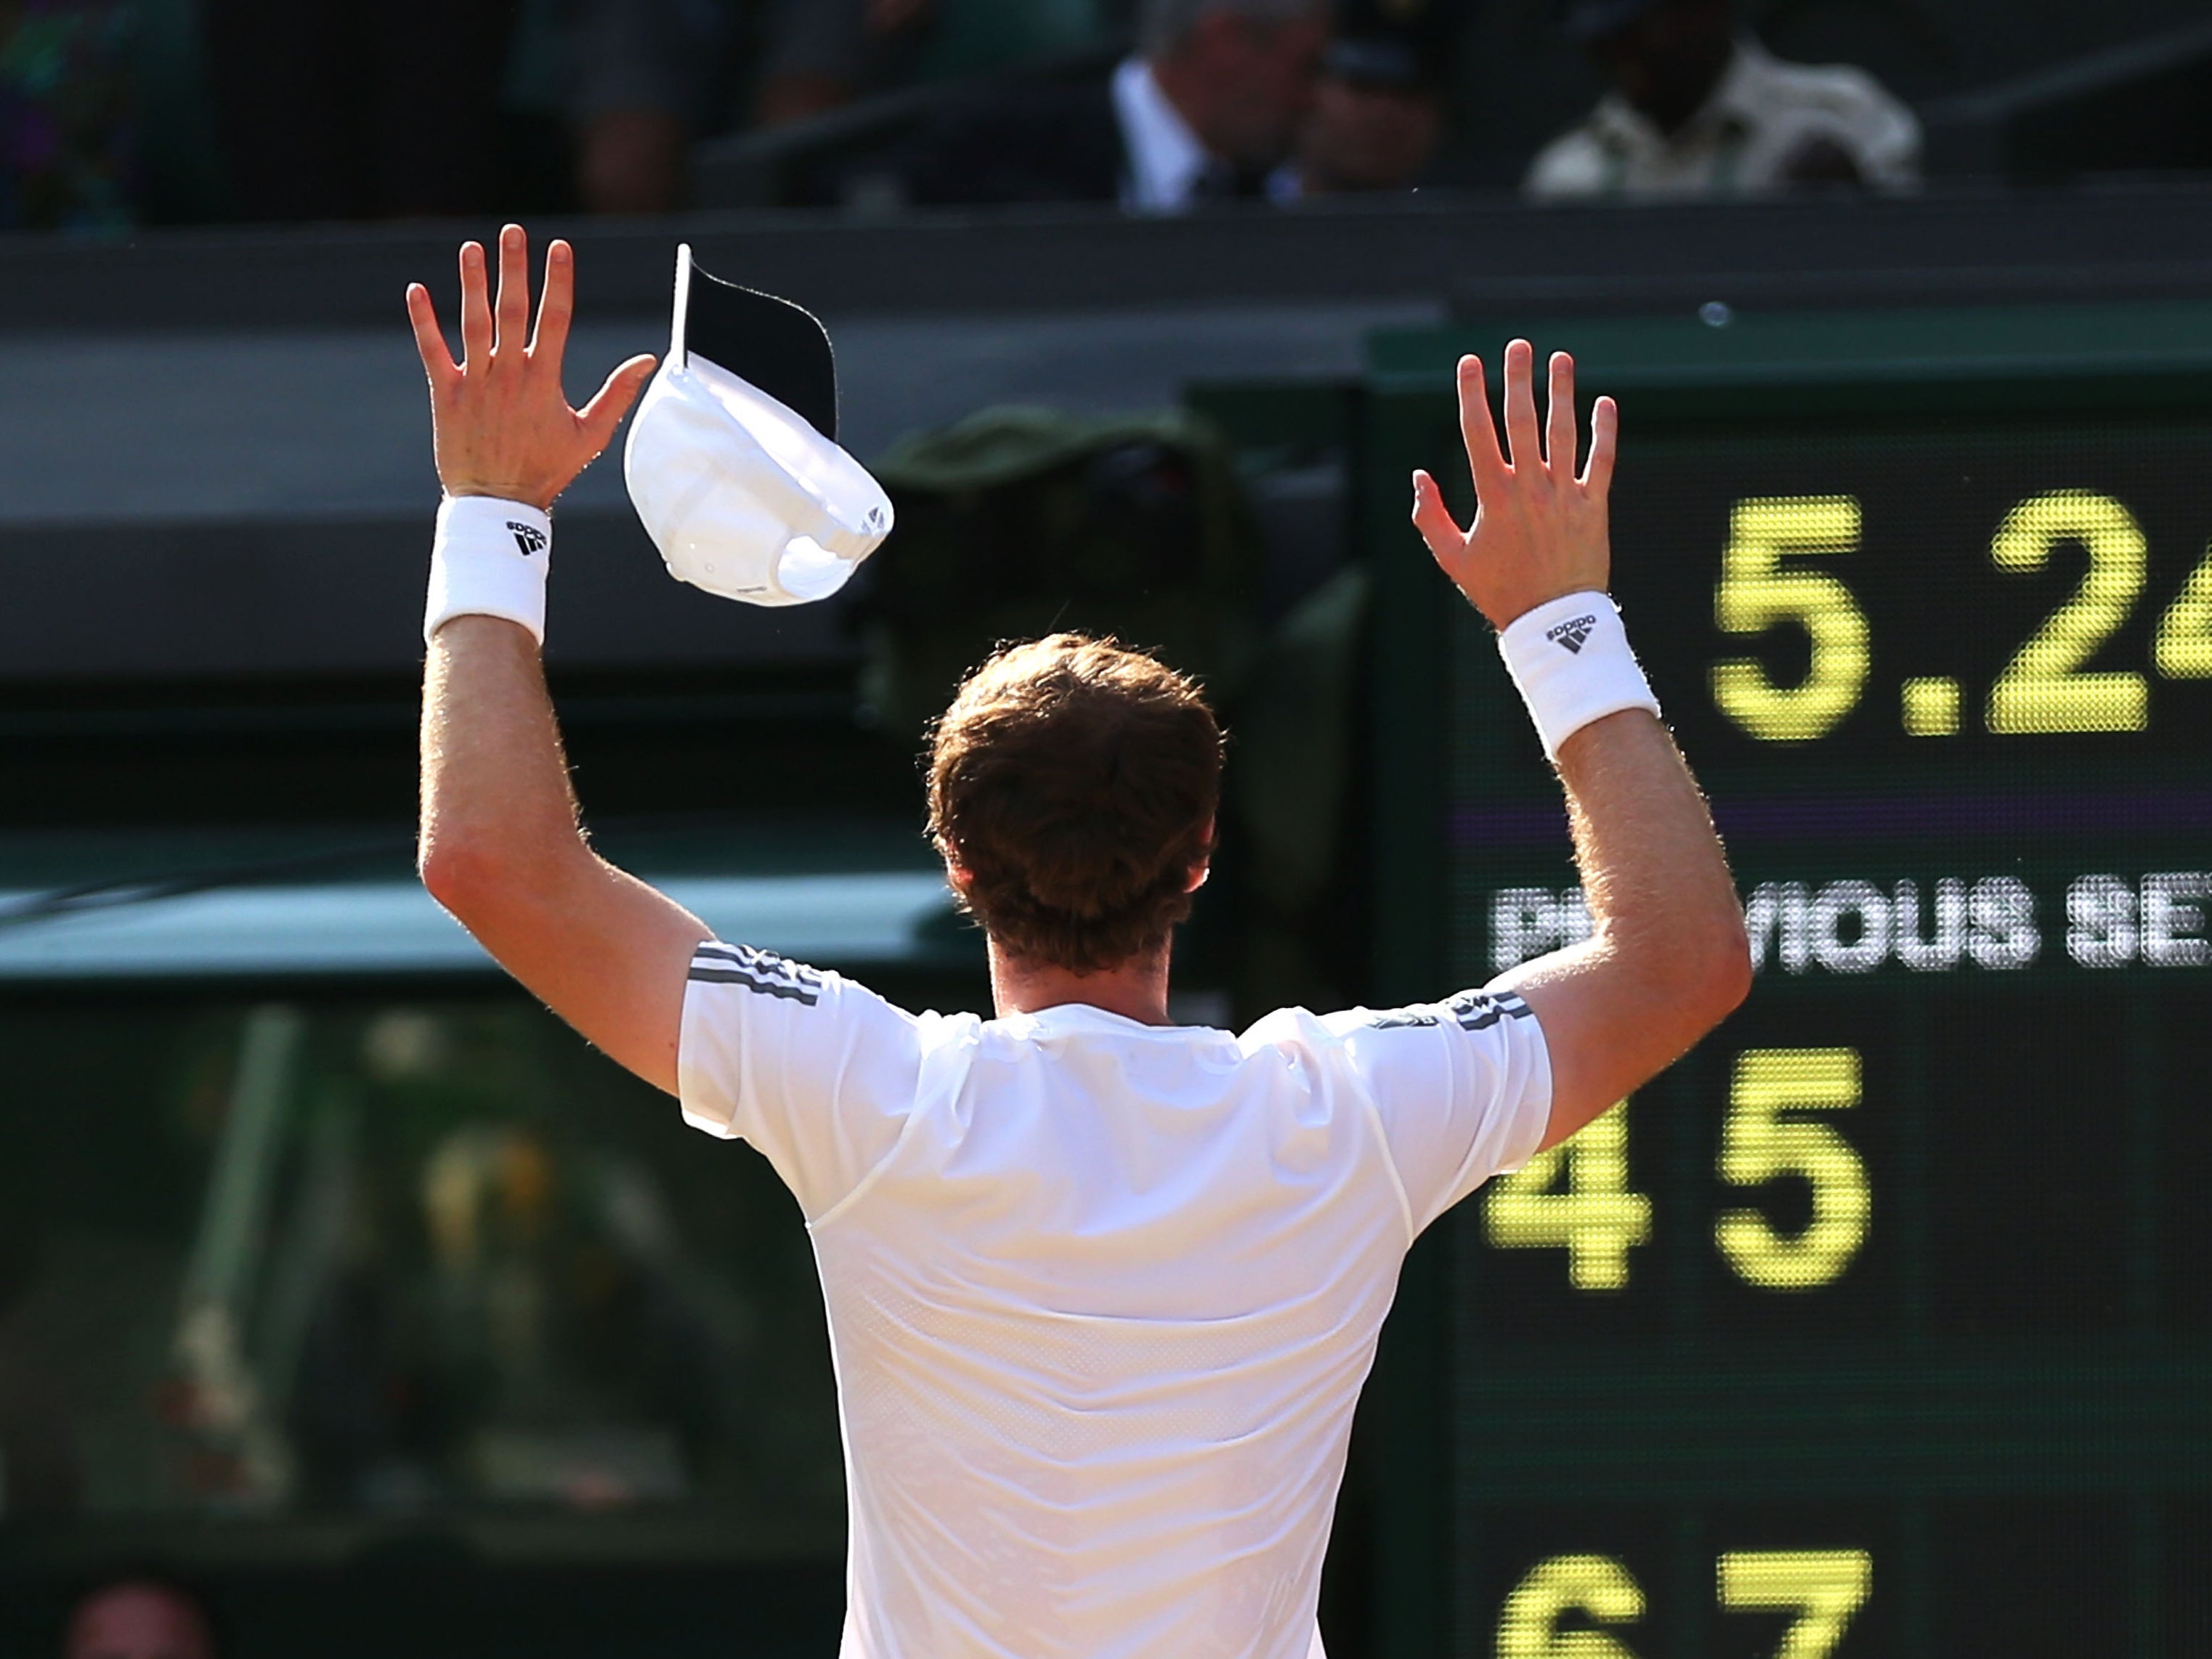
[1110,54,1214,214]
[1526,37,1921,199]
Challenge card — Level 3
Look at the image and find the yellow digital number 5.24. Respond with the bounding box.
[2154,536,2212,680]
[1985,490,2149,734]
[1711,496,1871,742]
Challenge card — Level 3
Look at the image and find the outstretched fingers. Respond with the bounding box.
[578,354,660,453]
[1410,469,1470,566]
[1500,338,1541,472]
[1456,354,1508,495]
[1581,395,1619,495]
[493,224,532,359]
[530,238,576,368]
[458,240,493,371]
[1544,351,1578,479]
[405,283,458,394]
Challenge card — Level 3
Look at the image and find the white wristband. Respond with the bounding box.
[424,496,552,646]
[1496,591,1661,761]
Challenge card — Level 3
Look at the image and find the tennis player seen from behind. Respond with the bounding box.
[409,226,1751,1659]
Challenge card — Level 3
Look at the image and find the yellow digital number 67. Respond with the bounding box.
[1497,1550,1872,1659]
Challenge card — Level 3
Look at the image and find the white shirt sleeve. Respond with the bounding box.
[676,939,925,1221]
[1327,988,1554,1236]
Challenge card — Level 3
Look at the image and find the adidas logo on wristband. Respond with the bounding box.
[426,497,554,646]
[1545,614,1598,654]
[1499,593,1661,761]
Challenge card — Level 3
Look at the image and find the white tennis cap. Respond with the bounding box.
[623,244,892,607]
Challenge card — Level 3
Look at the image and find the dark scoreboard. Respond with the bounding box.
[1361,304,2212,1659]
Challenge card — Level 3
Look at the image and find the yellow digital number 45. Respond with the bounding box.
[1483,1101,1651,1291]
[1715,1048,1870,1291]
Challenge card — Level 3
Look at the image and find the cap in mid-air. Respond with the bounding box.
[624,244,893,607]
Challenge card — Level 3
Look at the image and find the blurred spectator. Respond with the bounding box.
[62,1575,217,1659]
[1279,7,1457,198]
[199,0,522,219]
[567,0,1116,214]
[756,0,1112,129]
[1526,0,1919,198]
[755,0,936,127]
[568,0,751,214]
[902,0,1326,209]
[0,0,136,230]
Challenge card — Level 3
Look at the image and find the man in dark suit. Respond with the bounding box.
[1279,0,1465,198]
[901,0,1326,209]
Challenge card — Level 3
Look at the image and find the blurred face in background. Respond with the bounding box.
[1170,9,1329,169]
[1297,73,1443,193]
[64,1583,214,1659]
[1587,0,1735,135]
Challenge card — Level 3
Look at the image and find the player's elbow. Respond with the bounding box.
[1681,912,1753,1030]
[1709,920,1755,1018]
[1620,909,1750,1041]
[419,827,509,924]
[421,824,592,937]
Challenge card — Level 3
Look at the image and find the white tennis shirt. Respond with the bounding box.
[678,940,1553,1659]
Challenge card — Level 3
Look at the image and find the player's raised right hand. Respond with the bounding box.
[1409,341,1617,632]
[406,224,656,513]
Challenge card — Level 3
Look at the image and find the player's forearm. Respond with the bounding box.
[1496,708,1748,1138]
[1531,708,1749,1031]
[418,616,593,903]
[417,615,704,1090]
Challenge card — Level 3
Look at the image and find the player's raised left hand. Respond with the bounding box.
[1410,340,1617,632]
[407,224,657,512]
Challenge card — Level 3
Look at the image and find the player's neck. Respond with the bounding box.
[987,938,1176,1026]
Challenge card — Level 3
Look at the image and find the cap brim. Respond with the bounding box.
[672,245,839,444]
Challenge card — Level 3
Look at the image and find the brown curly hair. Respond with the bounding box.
[926,635,1223,973]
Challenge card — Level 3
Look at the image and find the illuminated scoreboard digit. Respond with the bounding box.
[1362,304,2212,1658]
